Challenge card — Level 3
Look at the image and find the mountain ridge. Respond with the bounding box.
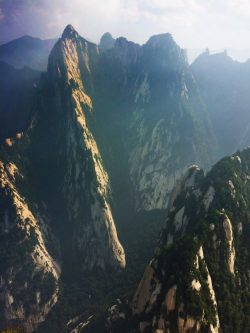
[106,147,250,333]
[1,24,250,332]
[0,35,57,71]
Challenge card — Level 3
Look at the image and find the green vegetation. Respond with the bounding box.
[153,148,250,332]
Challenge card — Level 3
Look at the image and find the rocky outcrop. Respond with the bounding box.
[131,259,161,315]
[125,35,216,211]
[203,186,215,212]
[34,24,125,270]
[67,314,94,333]
[0,153,60,332]
[196,246,220,332]
[107,148,250,333]
[4,24,250,332]
[0,25,127,331]
[223,215,235,274]
[96,32,217,211]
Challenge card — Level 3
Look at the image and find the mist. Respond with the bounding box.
[1,0,250,61]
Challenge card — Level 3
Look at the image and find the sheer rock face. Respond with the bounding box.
[0,24,229,331]
[1,25,218,215]
[107,148,250,333]
[0,153,60,332]
[36,25,125,270]
[0,26,125,331]
[96,33,217,212]
[127,37,215,211]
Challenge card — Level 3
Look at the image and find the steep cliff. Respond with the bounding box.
[107,147,250,333]
[95,33,217,212]
[0,25,126,331]
[0,142,60,332]
[4,24,250,332]
[30,24,125,271]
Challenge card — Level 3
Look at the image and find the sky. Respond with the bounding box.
[1,0,250,53]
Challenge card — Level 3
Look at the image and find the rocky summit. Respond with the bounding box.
[1,24,250,333]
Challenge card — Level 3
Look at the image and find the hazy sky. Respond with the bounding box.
[1,0,250,51]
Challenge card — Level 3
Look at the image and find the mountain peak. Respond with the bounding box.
[100,32,115,50]
[146,33,174,47]
[62,24,79,40]
[100,32,113,41]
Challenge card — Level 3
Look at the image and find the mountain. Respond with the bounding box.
[187,48,250,64]
[100,32,115,50]
[0,36,57,71]
[0,28,219,212]
[0,61,40,140]
[0,25,125,332]
[31,24,125,271]
[0,140,61,332]
[106,147,250,333]
[187,48,205,64]
[35,26,215,331]
[191,50,250,156]
[95,32,217,211]
[2,24,250,332]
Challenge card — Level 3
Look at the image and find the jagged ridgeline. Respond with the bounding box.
[96,30,217,211]
[107,148,250,333]
[0,25,126,331]
[0,24,220,332]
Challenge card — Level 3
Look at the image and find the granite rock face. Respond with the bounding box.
[0,146,60,332]
[95,31,217,211]
[4,24,250,332]
[0,25,126,331]
[107,148,250,333]
[37,24,126,271]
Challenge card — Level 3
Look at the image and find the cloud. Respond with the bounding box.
[0,0,250,50]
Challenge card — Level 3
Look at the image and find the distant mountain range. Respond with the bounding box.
[187,48,250,64]
[0,61,40,139]
[191,50,250,155]
[1,34,250,71]
[0,35,57,71]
